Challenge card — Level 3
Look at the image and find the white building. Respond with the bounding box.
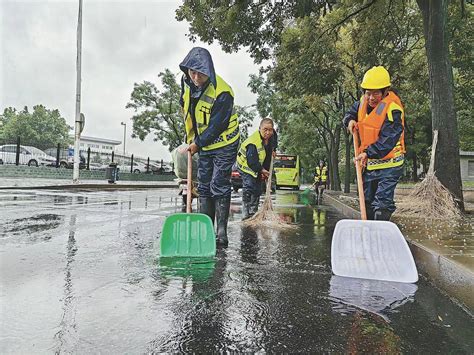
[78,135,121,154]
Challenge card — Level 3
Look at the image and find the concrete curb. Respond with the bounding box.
[324,192,474,315]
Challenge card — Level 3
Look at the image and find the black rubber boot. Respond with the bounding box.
[248,194,260,217]
[215,196,231,247]
[242,192,252,220]
[374,209,392,221]
[199,197,215,225]
[315,189,320,204]
[365,201,375,220]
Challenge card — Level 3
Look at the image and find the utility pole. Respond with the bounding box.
[121,122,126,157]
[73,0,83,183]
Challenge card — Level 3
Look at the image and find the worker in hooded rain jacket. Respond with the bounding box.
[237,118,277,220]
[343,66,405,221]
[179,47,240,246]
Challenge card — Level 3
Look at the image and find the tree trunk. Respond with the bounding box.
[412,153,418,183]
[410,126,418,182]
[416,0,464,210]
[330,124,342,191]
[344,132,351,193]
[328,145,340,191]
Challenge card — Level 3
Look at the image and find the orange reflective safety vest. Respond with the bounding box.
[357,91,405,170]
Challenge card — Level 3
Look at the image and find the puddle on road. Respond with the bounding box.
[397,216,474,255]
[1,189,472,353]
[0,213,63,238]
[158,257,217,282]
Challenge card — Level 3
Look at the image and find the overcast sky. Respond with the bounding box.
[1,0,261,161]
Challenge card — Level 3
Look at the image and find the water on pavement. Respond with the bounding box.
[0,188,472,353]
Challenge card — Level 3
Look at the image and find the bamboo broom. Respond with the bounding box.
[243,156,297,229]
[395,130,462,219]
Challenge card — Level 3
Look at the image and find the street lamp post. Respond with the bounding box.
[73,0,83,183]
[120,122,126,157]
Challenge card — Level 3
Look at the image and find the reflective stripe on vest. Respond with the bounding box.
[182,75,240,151]
[236,130,266,178]
[357,91,405,170]
[315,166,327,182]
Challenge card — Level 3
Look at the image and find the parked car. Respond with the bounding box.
[44,147,86,169]
[231,164,276,193]
[88,162,108,171]
[61,153,86,169]
[0,145,56,167]
[146,162,174,175]
[117,161,147,173]
[231,165,243,192]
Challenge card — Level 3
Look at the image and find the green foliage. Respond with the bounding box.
[126,69,184,151]
[176,0,333,63]
[0,105,71,150]
[178,0,474,190]
[448,1,474,151]
[233,105,256,141]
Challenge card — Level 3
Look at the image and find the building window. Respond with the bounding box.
[468,160,474,177]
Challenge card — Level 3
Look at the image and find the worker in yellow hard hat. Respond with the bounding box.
[343,66,405,221]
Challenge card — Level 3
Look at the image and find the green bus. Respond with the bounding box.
[274,154,300,190]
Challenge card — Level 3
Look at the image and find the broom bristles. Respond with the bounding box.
[395,172,462,219]
[395,130,462,220]
[242,156,297,230]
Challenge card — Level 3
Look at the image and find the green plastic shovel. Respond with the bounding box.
[160,150,216,257]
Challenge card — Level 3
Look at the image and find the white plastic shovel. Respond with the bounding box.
[331,131,418,283]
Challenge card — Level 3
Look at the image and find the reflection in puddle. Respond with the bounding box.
[329,275,417,322]
[0,213,63,237]
[53,214,78,353]
[158,257,216,283]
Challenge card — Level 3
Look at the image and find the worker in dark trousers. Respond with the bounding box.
[343,66,405,221]
[179,47,240,246]
[314,160,329,203]
[237,118,277,220]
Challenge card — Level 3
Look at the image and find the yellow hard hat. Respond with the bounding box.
[361,66,391,89]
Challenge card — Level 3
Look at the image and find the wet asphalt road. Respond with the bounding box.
[0,188,473,353]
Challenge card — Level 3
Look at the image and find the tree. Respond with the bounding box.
[126,69,184,152]
[126,68,256,151]
[176,0,334,63]
[0,105,71,150]
[416,0,464,209]
[177,0,472,206]
[448,1,474,151]
[233,105,255,141]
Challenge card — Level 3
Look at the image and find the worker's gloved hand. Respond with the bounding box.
[187,143,199,155]
[348,120,358,133]
[354,152,368,168]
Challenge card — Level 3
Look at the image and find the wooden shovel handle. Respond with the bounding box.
[187,150,192,214]
[352,130,367,220]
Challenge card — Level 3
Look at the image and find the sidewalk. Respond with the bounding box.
[0,177,177,190]
[325,190,474,315]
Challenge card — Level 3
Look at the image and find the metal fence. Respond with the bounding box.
[0,136,174,176]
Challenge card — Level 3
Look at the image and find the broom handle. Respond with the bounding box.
[352,130,367,220]
[187,150,192,213]
[265,155,274,200]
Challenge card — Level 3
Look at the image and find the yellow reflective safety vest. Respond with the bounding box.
[314,166,327,182]
[357,91,405,171]
[182,75,240,151]
[237,130,266,178]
